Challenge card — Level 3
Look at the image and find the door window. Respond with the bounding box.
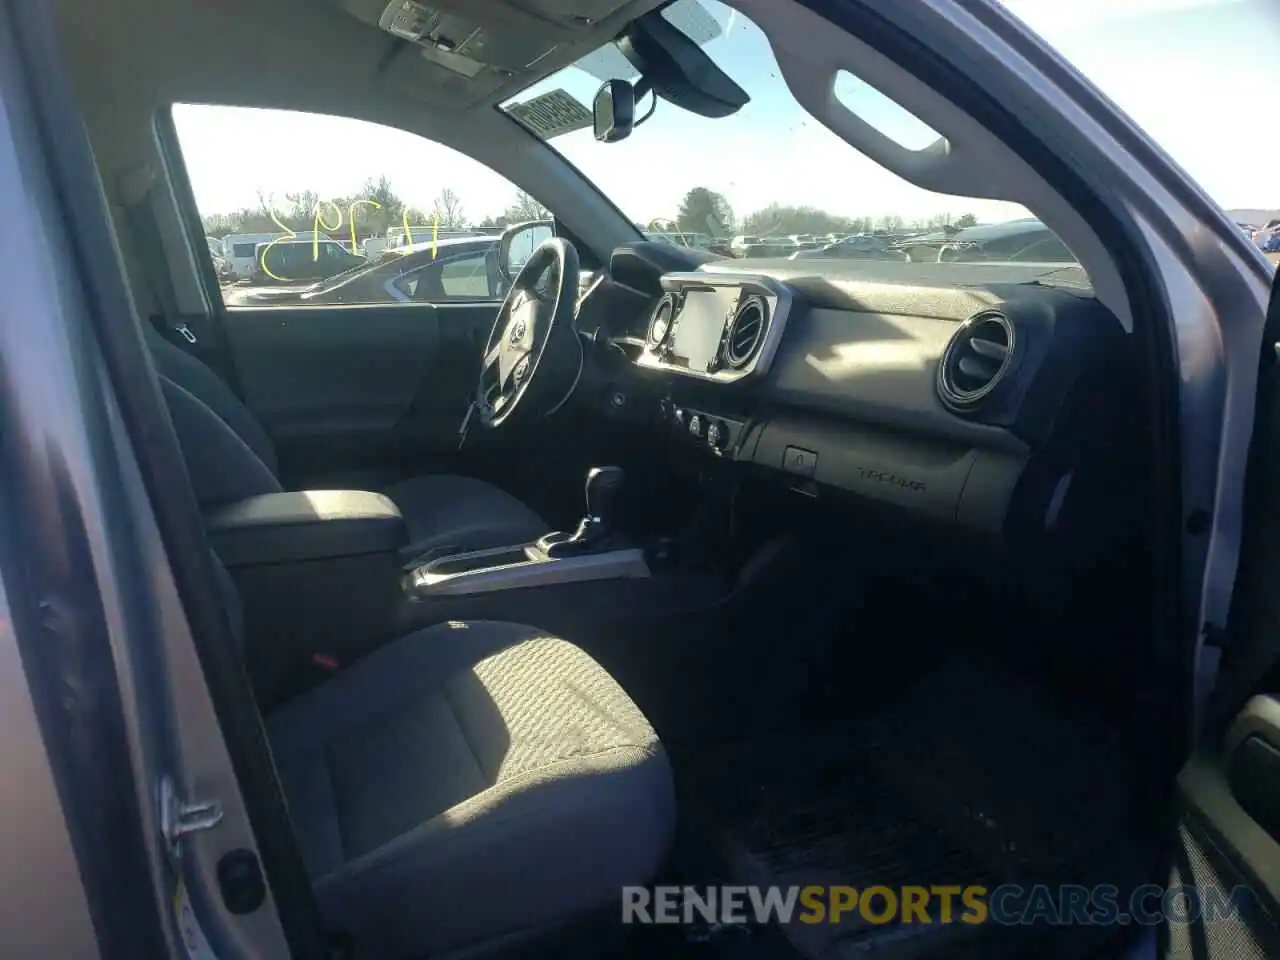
[439,252,493,299]
[171,104,550,307]
[392,250,498,301]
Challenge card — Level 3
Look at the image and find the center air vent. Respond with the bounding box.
[724,296,768,369]
[648,294,676,347]
[936,312,1016,411]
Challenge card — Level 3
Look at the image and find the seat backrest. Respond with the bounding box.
[146,327,279,477]
[159,373,283,508]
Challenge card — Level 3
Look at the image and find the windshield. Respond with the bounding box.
[502,0,1045,265]
[500,0,1279,269]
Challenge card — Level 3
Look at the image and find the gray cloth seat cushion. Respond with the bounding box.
[384,473,548,559]
[267,620,675,957]
[148,332,548,554]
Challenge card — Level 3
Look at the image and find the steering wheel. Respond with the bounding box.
[475,237,580,430]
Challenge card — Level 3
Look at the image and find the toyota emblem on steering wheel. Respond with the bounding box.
[508,318,527,344]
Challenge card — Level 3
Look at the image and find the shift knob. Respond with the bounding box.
[584,466,624,524]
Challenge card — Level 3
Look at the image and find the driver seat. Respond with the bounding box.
[149,329,548,557]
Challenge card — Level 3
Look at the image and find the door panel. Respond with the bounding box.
[222,302,498,479]
[1173,740,1280,958]
[1169,276,1280,957]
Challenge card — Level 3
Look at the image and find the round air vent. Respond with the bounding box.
[647,294,676,346]
[936,311,1016,411]
[724,296,768,369]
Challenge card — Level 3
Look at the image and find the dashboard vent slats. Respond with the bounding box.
[648,294,676,346]
[937,312,1016,412]
[724,296,767,369]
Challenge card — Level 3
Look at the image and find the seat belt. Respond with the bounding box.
[1205,278,1280,733]
[123,192,200,347]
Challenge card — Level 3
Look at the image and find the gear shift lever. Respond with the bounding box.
[583,466,624,533]
[538,466,625,557]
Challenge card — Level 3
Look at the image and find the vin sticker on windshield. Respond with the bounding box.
[506,89,593,139]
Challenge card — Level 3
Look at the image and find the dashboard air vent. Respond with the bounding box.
[724,296,767,369]
[936,312,1016,411]
[648,294,676,346]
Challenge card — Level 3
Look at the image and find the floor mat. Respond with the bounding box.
[681,658,1145,959]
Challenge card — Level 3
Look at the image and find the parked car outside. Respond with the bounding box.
[234,235,501,305]
[935,217,1076,263]
[737,237,798,258]
[1257,220,1280,253]
[384,225,484,250]
[892,225,960,261]
[210,253,232,281]
[645,231,713,249]
[249,239,366,284]
[790,234,907,261]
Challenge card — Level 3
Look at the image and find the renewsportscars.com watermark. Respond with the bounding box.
[622,884,1257,927]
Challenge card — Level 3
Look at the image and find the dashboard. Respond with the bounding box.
[577,241,1132,557]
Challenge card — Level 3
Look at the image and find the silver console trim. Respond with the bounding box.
[411,544,650,597]
[635,272,795,384]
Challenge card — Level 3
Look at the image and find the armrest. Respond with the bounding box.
[207,490,407,566]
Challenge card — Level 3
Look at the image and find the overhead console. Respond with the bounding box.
[342,0,635,107]
[637,272,794,383]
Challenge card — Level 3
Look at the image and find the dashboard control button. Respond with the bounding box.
[782,445,817,478]
[688,414,703,438]
[706,420,725,450]
[609,390,627,410]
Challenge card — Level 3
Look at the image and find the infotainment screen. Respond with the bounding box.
[669,287,736,372]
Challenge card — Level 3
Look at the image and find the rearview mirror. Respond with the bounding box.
[594,79,636,143]
[614,12,748,120]
[498,219,555,281]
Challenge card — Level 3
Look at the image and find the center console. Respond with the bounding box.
[207,490,409,707]
[406,467,648,596]
[211,468,729,709]
[408,542,649,596]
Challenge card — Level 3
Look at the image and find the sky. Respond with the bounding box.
[173,0,1280,232]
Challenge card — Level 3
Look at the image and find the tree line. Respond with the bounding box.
[200,178,979,240]
[665,186,978,238]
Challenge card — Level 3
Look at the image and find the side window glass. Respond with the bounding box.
[389,252,495,302]
[439,253,493,300]
[172,104,550,307]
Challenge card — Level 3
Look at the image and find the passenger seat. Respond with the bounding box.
[148,329,549,557]
[265,618,675,955]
